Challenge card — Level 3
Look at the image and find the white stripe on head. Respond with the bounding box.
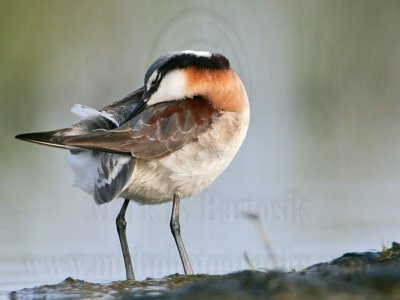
[146,70,159,91]
[181,50,212,57]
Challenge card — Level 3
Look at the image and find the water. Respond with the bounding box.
[1,0,400,292]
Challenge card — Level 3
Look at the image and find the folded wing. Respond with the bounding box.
[63,96,219,159]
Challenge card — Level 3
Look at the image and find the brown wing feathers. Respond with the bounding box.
[63,97,217,159]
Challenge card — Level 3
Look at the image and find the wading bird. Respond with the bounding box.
[16,50,249,280]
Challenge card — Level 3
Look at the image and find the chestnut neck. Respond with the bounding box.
[185,67,249,113]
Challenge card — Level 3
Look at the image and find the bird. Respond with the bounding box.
[15,50,250,280]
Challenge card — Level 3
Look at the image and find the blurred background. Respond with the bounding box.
[1,0,400,291]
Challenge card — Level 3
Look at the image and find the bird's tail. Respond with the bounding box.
[15,104,135,204]
[15,129,73,150]
[15,128,135,205]
[15,103,118,150]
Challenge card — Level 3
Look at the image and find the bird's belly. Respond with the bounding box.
[121,111,249,205]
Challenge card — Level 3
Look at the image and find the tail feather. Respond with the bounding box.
[16,130,135,204]
[15,103,137,204]
[15,130,72,150]
[15,104,118,151]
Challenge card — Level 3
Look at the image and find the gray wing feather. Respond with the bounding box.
[92,153,134,204]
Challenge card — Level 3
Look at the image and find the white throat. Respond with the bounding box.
[147,69,188,106]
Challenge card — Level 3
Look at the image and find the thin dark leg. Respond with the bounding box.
[170,193,193,275]
[116,199,135,280]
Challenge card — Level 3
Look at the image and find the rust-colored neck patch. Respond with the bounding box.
[184,67,249,113]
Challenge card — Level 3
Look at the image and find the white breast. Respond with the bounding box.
[122,110,249,204]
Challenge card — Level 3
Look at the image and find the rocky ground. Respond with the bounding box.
[9,242,400,300]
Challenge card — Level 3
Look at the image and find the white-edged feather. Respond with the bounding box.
[95,155,131,188]
[71,104,118,126]
[68,150,133,203]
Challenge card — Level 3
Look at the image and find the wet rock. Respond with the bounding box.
[9,242,400,300]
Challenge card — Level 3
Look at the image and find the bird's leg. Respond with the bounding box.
[116,198,135,280]
[170,193,193,275]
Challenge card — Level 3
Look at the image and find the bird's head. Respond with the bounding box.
[143,50,248,113]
